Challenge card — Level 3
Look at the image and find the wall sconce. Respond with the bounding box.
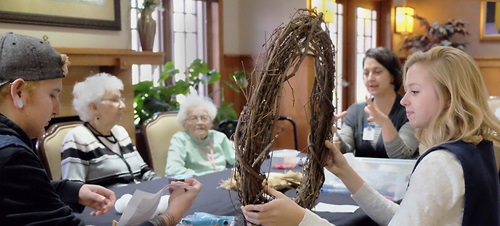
[395,6,414,34]
[307,0,336,23]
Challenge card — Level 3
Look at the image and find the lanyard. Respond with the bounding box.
[196,142,218,172]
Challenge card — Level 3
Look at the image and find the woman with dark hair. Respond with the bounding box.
[335,47,419,159]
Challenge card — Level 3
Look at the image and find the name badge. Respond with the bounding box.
[362,123,375,141]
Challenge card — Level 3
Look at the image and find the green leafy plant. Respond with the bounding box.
[215,70,249,122]
[133,59,248,126]
[141,0,159,11]
[402,15,469,53]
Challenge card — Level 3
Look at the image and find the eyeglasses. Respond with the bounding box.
[186,115,211,123]
[101,97,125,104]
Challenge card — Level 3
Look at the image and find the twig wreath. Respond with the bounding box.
[233,8,336,211]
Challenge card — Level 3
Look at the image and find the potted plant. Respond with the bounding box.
[133,59,248,127]
[402,15,470,53]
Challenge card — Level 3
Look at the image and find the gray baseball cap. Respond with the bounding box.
[0,32,66,87]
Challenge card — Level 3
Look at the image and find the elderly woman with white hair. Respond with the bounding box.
[165,94,235,177]
[61,73,159,188]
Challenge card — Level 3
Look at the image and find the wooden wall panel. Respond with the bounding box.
[222,54,317,151]
[221,54,254,115]
[273,56,315,152]
[475,57,500,97]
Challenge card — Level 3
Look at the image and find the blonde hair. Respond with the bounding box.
[0,81,38,97]
[404,46,500,147]
[60,54,70,76]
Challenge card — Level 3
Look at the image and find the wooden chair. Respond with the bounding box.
[36,121,82,180]
[141,111,183,177]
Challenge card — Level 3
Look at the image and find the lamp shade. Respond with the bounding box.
[307,0,335,23]
[395,6,414,34]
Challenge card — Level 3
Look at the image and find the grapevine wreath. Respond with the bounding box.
[233,8,337,212]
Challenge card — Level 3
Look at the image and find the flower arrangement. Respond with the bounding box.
[402,15,470,53]
[141,0,159,11]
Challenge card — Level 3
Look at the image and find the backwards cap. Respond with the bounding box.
[0,32,67,86]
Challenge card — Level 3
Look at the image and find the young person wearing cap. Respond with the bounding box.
[0,32,202,226]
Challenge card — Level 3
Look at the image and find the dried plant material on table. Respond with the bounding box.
[220,171,303,191]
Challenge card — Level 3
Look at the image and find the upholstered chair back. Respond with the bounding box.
[141,112,183,177]
[36,121,82,180]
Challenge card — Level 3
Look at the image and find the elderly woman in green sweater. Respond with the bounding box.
[165,94,235,177]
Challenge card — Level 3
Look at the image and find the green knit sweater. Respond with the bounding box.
[165,130,235,177]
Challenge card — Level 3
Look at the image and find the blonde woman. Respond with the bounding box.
[242,46,500,225]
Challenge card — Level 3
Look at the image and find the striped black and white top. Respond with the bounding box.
[61,124,158,188]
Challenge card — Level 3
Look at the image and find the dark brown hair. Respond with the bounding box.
[363,47,402,92]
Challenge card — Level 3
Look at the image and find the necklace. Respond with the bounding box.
[84,122,117,144]
[196,141,218,171]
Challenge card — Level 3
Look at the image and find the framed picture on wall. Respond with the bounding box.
[480,1,500,40]
[0,0,121,30]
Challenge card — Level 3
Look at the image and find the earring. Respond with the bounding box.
[16,99,23,109]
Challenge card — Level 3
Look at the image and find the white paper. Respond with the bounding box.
[117,186,168,226]
[117,184,193,226]
[314,202,359,213]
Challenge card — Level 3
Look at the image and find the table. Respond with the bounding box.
[77,165,377,226]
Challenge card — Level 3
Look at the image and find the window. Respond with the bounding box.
[130,0,213,96]
[333,0,388,110]
[309,1,344,115]
[131,0,163,85]
[355,7,377,103]
[171,0,209,95]
[327,3,344,115]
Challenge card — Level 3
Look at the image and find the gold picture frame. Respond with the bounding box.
[0,0,120,30]
[480,1,500,40]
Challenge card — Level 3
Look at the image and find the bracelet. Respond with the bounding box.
[148,214,166,226]
[164,211,176,226]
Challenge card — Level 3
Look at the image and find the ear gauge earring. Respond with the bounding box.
[16,99,23,109]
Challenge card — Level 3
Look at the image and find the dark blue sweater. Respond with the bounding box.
[0,114,157,226]
[415,140,500,226]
